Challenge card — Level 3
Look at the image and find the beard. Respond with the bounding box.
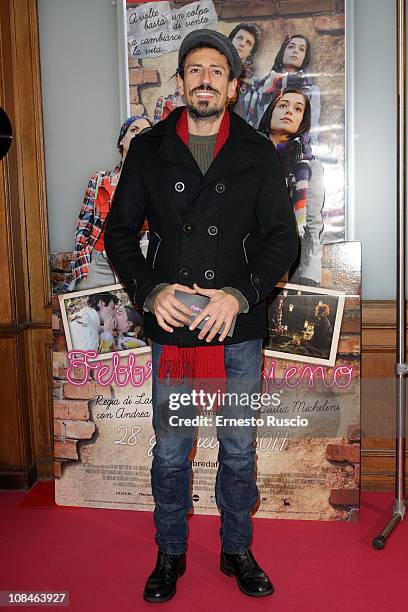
[186,103,224,121]
[185,84,225,121]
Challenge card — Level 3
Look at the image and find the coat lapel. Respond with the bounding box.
[198,137,255,191]
[159,134,201,174]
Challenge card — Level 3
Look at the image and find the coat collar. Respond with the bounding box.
[149,106,263,185]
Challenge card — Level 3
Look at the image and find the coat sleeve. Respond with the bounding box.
[227,141,299,310]
[104,138,166,307]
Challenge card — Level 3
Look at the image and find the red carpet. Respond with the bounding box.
[0,482,406,611]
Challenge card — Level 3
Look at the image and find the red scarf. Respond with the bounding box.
[158,108,230,387]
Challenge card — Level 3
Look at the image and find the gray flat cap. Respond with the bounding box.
[178,29,242,79]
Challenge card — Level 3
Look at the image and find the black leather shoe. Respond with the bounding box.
[143,550,186,603]
[220,549,274,597]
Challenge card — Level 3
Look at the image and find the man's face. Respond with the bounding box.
[231,29,256,62]
[98,299,115,323]
[270,93,306,138]
[120,118,151,156]
[177,47,237,120]
[115,307,133,333]
[282,37,307,71]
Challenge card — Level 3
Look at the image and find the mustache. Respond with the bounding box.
[190,84,219,95]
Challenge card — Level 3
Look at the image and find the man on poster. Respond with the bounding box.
[105,29,298,603]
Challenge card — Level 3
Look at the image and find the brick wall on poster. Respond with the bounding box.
[51,255,113,479]
[130,0,345,138]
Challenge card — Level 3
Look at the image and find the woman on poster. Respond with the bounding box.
[259,88,324,285]
[63,115,152,292]
[248,34,320,139]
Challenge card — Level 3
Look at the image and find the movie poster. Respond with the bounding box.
[51,0,360,522]
[52,241,360,521]
[125,0,346,248]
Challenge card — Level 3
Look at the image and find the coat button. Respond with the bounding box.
[183,223,193,233]
[215,183,225,194]
[253,274,261,285]
[204,269,215,280]
[179,267,190,279]
[208,225,218,236]
[175,181,185,192]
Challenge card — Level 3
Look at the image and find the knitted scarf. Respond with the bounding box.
[158,108,230,387]
[275,136,312,238]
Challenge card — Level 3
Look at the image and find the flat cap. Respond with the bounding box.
[178,29,242,79]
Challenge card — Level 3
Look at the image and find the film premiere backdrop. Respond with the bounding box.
[51,0,362,520]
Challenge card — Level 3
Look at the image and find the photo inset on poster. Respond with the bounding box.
[59,284,148,361]
[265,283,345,367]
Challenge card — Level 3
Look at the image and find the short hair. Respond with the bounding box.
[258,89,311,140]
[272,34,311,72]
[88,293,118,311]
[228,23,261,58]
[178,42,234,81]
[316,303,330,317]
[124,306,143,332]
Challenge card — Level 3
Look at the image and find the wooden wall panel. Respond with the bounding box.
[0,0,53,489]
[9,0,50,320]
[361,301,407,490]
[0,337,23,467]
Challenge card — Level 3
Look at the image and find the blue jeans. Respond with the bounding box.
[150,339,262,555]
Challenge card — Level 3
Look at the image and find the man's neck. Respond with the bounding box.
[187,108,226,136]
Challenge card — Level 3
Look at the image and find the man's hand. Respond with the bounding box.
[103,311,116,334]
[189,283,239,342]
[153,283,196,333]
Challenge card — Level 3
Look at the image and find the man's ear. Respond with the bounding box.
[227,78,238,101]
[177,73,185,97]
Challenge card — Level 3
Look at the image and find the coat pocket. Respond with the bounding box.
[242,232,250,264]
[147,232,162,269]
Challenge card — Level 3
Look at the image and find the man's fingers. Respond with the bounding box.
[174,283,197,294]
[156,297,193,322]
[205,319,225,342]
[189,308,211,331]
[169,297,194,318]
[156,313,173,333]
[165,303,192,325]
[192,283,219,297]
[161,311,185,328]
[218,320,232,342]
[197,315,217,340]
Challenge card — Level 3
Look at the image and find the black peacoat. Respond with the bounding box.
[104,106,298,347]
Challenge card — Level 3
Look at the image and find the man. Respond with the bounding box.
[68,292,118,352]
[153,22,261,124]
[228,23,260,64]
[105,30,298,603]
[228,23,261,122]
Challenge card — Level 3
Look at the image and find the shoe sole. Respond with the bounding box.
[143,566,186,604]
[220,564,274,598]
